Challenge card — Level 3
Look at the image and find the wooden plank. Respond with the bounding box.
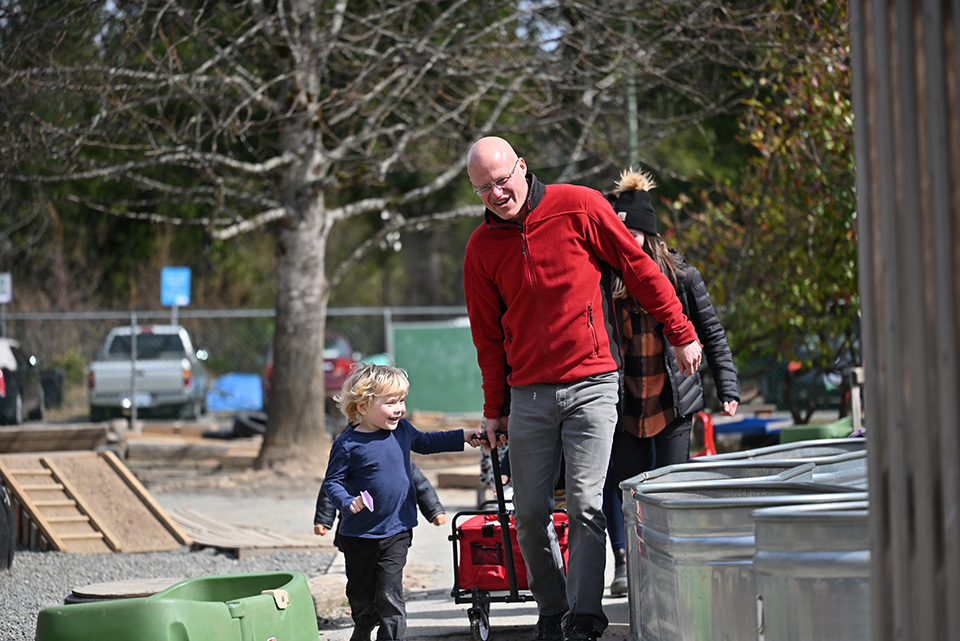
[100,450,192,546]
[50,453,182,553]
[169,507,325,559]
[60,532,105,541]
[43,458,122,553]
[33,500,78,507]
[140,424,209,438]
[47,516,92,524]
[0,424,109,453]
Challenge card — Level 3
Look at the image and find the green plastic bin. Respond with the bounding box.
[36,571,319,641]
[779,417,855,443]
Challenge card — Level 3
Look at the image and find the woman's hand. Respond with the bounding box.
[720,400,739,417]
[675,341,703,377]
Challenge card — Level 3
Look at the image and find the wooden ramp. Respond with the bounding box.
[169,507,327,559]
[0,450,191,554]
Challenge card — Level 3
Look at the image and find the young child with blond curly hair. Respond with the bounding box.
[321,363,482,641]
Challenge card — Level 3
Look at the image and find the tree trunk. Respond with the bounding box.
[256,202,331,474]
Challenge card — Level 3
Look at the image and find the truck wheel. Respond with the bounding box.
[28,387,45,421]
[11,392,23,425]
[179,399,201,420]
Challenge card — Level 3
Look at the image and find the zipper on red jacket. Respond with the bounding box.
[521,225,552,378]
[588,304,599,355]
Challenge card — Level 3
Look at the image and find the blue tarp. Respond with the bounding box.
[205,373,264,412]
[713,417,792,436]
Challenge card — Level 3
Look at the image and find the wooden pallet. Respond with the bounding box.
[169,507,327,559]
[0,450,191,554]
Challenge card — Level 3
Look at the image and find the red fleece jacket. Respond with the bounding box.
[464,177,698,419]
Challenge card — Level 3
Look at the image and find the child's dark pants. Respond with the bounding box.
[339,529,413,641]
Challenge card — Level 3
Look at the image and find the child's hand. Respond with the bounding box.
[465,430,483,448]
[431,513,447,526]
[314,524,329,536]
[349,495,366,513]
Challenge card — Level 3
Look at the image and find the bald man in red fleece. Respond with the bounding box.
[463,136,701,641]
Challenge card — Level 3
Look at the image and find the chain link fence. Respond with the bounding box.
[1,306,848,421]
[1,306,470,418]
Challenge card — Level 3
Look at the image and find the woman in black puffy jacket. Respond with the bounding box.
[601,167,742,596]
[606,167,741,481]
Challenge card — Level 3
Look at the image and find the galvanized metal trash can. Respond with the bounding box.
[804,450,868,489]
[619,461,815,641]
[631,482,867,641]
[691,437,865,463]
[752,501,870,641]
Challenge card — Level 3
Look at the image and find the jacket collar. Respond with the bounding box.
[483,173,545,226]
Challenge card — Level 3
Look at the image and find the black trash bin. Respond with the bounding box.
[40,367,65,409]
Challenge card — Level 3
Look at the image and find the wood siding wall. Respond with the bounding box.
[850,1,960,639]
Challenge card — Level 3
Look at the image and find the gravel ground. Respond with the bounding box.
[0,546,336,640]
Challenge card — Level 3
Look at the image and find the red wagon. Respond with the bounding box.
[449,446,569,641]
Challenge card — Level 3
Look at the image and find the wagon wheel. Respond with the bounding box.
[468,607,490,641]
[468,592,491,641]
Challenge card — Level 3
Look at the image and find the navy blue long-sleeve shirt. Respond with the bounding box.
[322,418,464,538]
[314,461,445,529]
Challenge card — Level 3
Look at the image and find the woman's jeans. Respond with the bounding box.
[507,371,619,635]
[612,415,694,484]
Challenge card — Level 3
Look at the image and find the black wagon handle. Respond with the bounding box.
[488,444,521,599]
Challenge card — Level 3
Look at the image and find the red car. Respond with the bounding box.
[262,333,358,408]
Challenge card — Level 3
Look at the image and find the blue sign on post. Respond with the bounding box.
[161,267,192,307]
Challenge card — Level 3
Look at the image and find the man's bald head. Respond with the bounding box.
[467,136,518,182]
[466,136,528,221]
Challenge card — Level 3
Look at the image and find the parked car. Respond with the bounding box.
[262,332,359,405]
[261,332,359,424]
[0,337,45,425]
[87,325,210,421]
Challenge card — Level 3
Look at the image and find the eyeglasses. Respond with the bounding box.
[473,158,521,196]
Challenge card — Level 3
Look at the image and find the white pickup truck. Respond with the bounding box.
[87,325,210,421]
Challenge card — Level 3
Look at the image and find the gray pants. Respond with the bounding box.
[508,371,618,635]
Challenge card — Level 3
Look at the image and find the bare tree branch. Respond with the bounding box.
[0,0,780,470]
